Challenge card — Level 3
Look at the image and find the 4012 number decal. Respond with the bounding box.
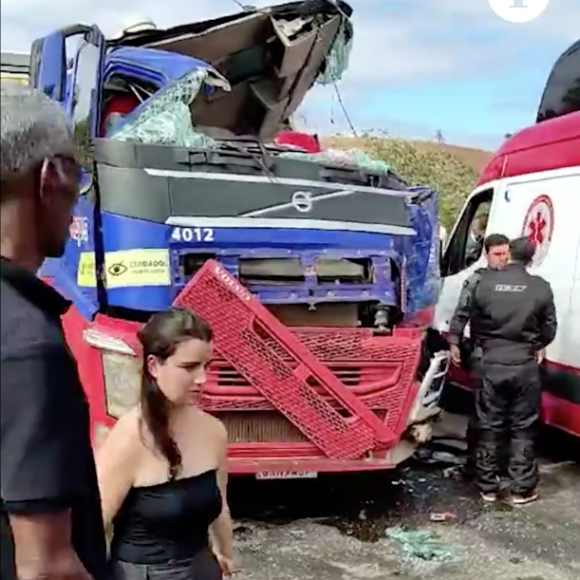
[171,227,215,243]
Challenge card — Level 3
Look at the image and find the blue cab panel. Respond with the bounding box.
[30,5,441,327]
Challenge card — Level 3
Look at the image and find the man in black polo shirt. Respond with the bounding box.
[1,85,107,579]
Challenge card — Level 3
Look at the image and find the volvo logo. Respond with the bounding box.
[291,191,313,213]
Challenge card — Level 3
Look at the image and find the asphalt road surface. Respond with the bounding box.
[227,414,580,580]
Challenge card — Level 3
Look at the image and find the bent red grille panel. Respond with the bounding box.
[202,330,421,437]
[173,260,422,460]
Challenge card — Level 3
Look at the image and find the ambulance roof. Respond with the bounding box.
[478,111,580,186]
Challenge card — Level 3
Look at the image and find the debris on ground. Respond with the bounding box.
[385,526,463,562]
[442,466,463,478]
[414,447,465,466]
[413,416,471,469]
[431,451,464,464]
[429,511,457,523]
[229,416,579,579]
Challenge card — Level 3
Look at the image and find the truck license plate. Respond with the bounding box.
[256,471,318,480]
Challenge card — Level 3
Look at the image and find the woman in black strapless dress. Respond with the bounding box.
[95,308,234,579]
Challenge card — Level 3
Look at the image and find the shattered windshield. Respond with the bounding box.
[109,17,353,151]
[104,16,399,183]
[110,67,227,149]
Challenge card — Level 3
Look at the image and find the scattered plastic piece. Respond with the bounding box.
[111,67,229,148]
[442,466,462,478]
[316,20,353,85]
[280,148,394,176]
[385,526,462,562]
[430,451,464,465]
[429,511,457,523]
[414,447,464,466]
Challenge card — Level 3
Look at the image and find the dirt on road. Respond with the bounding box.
[227,423,580,580]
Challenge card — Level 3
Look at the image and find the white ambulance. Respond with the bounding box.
[436,40,580,438]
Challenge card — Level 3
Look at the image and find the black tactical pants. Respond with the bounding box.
[475,360,542,494]
[464,354,483,477]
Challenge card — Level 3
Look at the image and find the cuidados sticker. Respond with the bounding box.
[77,249,171,288]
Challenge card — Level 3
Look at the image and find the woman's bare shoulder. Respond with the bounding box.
[99,407,144,456]
[192,408,228,442]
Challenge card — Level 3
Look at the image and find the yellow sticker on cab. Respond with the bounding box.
[77,249,171,288]
[105,249,171,288]
[77,252,97,287]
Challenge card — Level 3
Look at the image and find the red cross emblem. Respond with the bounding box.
[527,210,547,245]
[521,195,554,266]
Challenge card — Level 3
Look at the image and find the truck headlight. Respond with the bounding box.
[102,352,141,419]
[82,329,140,419]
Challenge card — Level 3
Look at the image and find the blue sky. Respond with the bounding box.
[1,0,578,149]
[301,0,578,148]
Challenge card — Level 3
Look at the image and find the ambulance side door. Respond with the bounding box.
[490,170,579,371]
[434,186,494,334]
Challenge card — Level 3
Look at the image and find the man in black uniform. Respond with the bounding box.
[448,233,510,477]
[1,85,108,579]
[464,237,557,505]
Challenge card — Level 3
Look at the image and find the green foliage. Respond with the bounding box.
[354,136,479,230]
[74,119,93,169]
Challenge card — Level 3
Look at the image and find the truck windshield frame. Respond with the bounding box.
[70,39,102,172]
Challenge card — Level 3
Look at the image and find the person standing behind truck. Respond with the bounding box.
[448,233,510,478]
[458,237,557,505]
[0,85,107,580]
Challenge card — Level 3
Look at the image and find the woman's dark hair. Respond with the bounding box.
[137,307,213,479]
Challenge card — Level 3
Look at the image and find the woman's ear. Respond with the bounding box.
[146,354,160,380]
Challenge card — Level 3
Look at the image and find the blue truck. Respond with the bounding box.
[3,1,449,476]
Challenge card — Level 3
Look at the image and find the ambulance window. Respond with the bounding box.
[441,188,493,276]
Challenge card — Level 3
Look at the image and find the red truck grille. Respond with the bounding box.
[214,364,376,387]
[174,260,422,460]
[217,412,309,443]
[216,410,388,444]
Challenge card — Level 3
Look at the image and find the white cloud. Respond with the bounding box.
[1,0,577,147]
[347,0,578,86]
[2,0,577,83]
[0,0,247,51]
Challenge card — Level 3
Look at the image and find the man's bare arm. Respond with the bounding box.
[1,346,93,580]
[9,511,92,580]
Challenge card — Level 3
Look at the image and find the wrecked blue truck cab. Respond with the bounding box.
[32,2,449,473]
